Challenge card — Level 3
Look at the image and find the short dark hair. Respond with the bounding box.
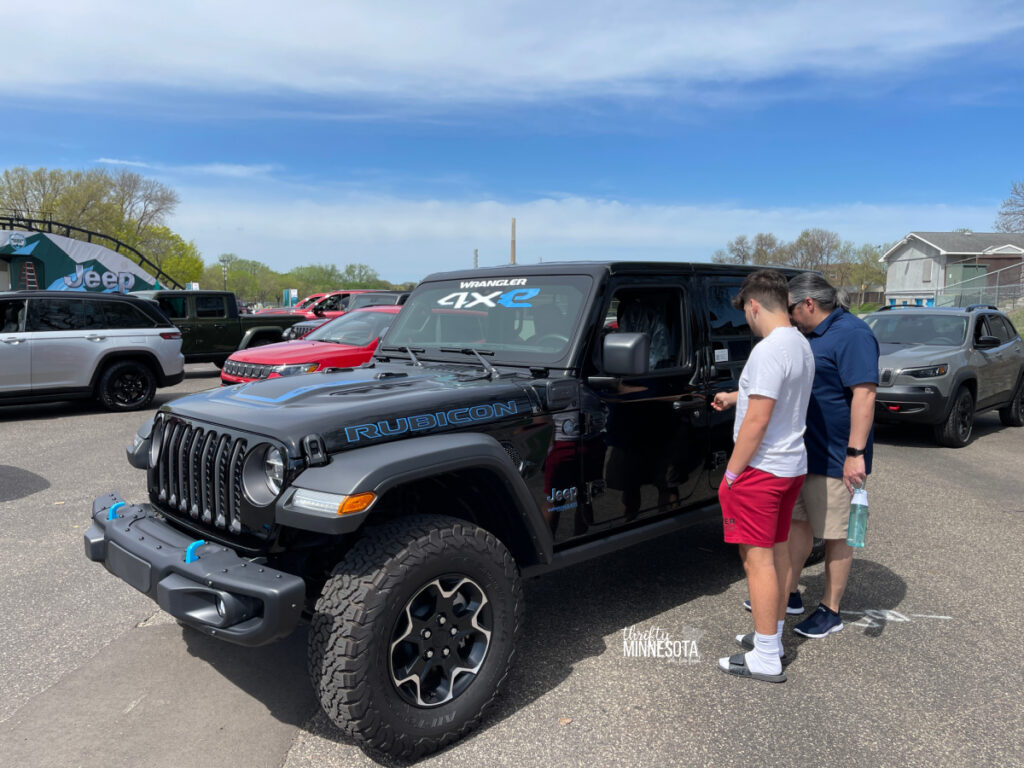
[732,269,789,313]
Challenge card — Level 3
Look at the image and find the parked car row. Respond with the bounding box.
[2,283,1023,452]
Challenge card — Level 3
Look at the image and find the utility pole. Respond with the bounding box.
[474,249,478,269]
[510,217,516,264]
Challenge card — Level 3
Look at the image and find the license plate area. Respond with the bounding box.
[107,541,153,593]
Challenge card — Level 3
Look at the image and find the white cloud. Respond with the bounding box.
[170,188,998,283]
[4,2,1021,104]
[97,158,277,179]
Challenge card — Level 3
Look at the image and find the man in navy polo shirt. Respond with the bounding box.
[784,272,879,639]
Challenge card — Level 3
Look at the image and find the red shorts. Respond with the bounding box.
[719,468,805,548]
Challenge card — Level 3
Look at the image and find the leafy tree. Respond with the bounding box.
[995,181,1024,233]
[340,262,388,288]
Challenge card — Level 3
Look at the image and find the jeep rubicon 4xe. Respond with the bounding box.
[84,262,803,758]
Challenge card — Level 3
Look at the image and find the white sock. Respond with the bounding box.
[775,622,785,657]
[744,631,782,675]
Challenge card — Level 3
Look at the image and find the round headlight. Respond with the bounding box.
[264,446,284,495]
[149,419,164,467]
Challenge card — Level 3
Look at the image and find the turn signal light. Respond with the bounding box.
[340,492,376,515]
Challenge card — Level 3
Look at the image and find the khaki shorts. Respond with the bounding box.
[791,474,852,540]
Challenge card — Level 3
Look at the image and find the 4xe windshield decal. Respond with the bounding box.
[345,400,519,442]
[437,288,540,309]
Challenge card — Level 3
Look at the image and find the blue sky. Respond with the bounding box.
[2,1,1023,283]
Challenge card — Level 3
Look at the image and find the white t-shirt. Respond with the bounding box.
[733,326,815,477]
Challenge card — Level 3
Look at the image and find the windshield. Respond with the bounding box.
[383,276,591,362]
[306,309,396,346]
[866,313,967,346]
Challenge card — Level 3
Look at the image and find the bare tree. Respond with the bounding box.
[995,181,1024,233]
[109,169,180,239]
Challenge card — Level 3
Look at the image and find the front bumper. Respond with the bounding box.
[84,492,305,646]
[874,384,948,424]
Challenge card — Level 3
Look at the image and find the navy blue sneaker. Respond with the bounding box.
[744,591,804,615]
[793,604,844,638]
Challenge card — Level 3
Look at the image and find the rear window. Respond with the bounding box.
[195,295,227,318]
[102,300,158,328]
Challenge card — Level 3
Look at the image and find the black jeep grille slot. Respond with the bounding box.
[155,419,250,534]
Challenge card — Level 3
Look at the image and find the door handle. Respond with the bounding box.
[85,335,106,342]
[1,338,24,345]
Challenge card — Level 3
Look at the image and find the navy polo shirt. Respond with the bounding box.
[804,308,880,478]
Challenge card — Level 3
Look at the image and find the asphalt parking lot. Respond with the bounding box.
[1,365,1022,767]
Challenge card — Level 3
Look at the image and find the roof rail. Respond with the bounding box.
[874,305,930,312]
[965,304,999,312]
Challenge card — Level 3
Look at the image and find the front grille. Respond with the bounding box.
[224,360,273,379]
[154,418,249,534]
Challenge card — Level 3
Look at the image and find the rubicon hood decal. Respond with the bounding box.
[158,364,537,454]
[345,400,520,443]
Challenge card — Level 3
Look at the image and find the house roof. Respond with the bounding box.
[882,232,1024,261]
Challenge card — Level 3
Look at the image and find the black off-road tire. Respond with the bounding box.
[933,385,974,448]
[308,514,523,760]
[998,374,1024,427]
[97,360,156,412]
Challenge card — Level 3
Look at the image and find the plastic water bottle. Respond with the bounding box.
[847,486,869,548]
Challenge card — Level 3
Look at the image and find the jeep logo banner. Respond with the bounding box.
[344,400,520,442]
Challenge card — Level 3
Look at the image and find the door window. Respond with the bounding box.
[604,287,685,371]
[987,315,1014,343]
[26,299,89,331]
[195,295,227,318]
[157,295,187,319]
[102,301,155,328]
[705,280,753,378]
[1,298,26,332]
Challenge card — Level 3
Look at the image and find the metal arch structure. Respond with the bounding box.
[0,212,183,289]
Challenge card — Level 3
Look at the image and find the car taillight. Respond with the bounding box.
[160,332,182,339]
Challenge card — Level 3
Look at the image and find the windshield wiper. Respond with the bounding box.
[378,345,425,365]
[440,347,499,379]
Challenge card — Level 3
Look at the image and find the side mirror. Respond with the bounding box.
[603,332,650,376]
[313,305,325,316]
[975,335,1001,350]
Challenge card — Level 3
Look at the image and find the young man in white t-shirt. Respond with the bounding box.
[711,270,815,683]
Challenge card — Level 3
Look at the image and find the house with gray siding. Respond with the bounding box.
[881,232,1024,307]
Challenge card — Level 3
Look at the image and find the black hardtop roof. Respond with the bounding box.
[420,261,806,283]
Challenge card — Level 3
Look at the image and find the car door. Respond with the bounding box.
[193,294,236,359]
[971,315,1006,408]
[0,297,30,394]
[579,278,707,537]
[983,314,1021,402]
[699,275,758,494]
[25,297,106,390]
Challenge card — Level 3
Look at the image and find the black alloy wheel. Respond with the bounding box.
[97,360,156,412]
[934,386,974,448]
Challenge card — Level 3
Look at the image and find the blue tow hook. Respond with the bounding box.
[184,540,206,564]
[107,501,126,521]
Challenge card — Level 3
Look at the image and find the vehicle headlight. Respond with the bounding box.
[243,444,286,505]
[269,363,319,377]
[901,364,949,378]
[149,418,165,467]
[265,446,284,494]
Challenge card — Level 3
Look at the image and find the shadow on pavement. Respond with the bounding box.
[0,464,50,501]
[183,517,748,765]
[793,558,907,642]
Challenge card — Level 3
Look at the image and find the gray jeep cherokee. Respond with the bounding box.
[864,304,1024,447]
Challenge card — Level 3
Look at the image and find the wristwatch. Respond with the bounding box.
[846,446,866,457]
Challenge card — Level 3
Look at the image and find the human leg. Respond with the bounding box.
[823,538,853,612]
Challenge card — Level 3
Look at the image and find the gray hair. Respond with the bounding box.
[788,272,849,311]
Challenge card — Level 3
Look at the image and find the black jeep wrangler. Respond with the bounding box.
[84,262,802,758]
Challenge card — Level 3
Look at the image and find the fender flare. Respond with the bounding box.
[238,326,286,349]
[275,433,553,564]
